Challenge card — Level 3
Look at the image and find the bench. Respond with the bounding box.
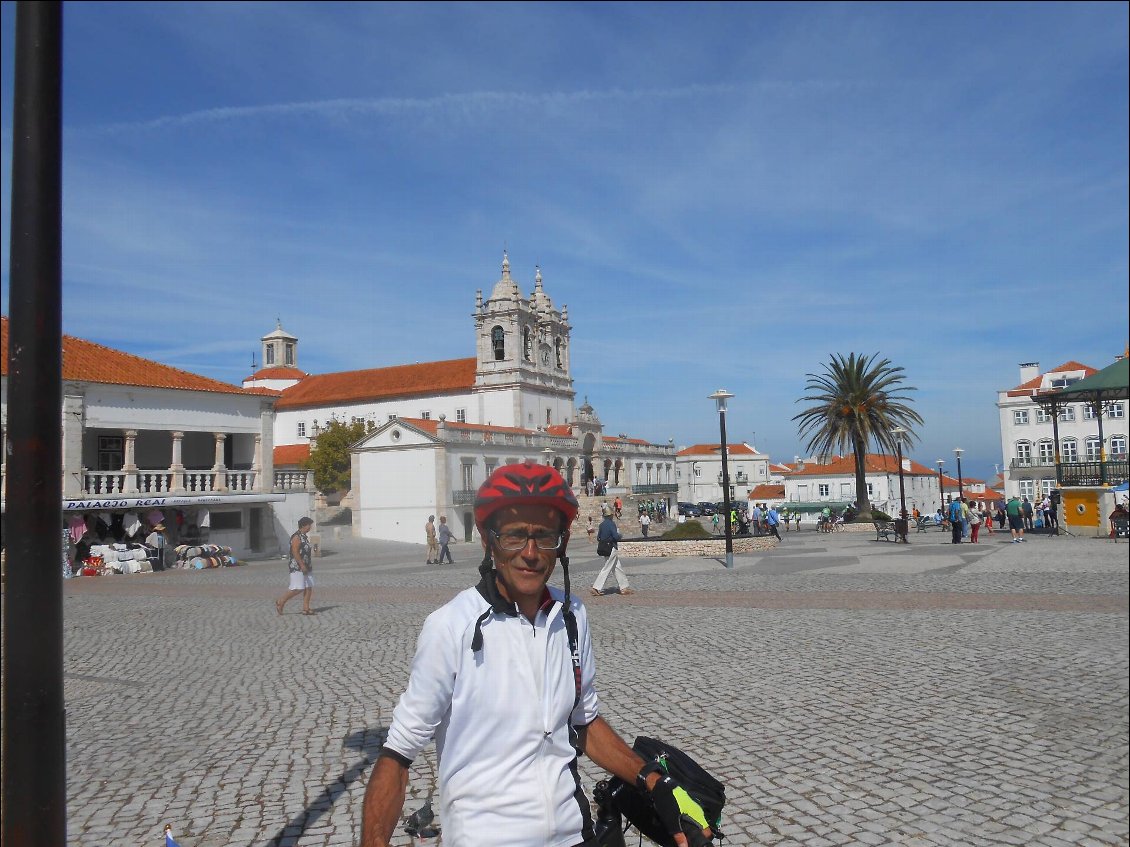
[873,520,899,542]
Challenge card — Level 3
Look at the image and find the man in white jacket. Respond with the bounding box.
[362,462,711,847]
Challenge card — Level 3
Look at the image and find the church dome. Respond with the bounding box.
[489,252,522,302]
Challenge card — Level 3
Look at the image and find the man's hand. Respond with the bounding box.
[648,774,713,847]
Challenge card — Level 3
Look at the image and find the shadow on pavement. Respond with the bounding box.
[259,726,388,847]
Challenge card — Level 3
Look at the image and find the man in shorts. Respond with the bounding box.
[1006,495,1026,543]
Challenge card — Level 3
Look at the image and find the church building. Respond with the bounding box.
[246,254,677,544]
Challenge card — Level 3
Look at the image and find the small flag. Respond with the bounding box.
[164,824,181,847]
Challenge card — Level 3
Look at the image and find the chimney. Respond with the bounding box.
[1019,362,1040,383]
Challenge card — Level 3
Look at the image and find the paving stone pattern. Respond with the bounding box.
[45,528,1129,846]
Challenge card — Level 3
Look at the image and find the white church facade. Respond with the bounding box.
[246,255,677,544]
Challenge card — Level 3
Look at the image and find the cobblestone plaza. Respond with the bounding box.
[40,527,1130,846]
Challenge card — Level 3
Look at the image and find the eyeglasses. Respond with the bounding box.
[490,529,563,552]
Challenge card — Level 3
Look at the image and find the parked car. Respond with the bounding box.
[677,502,702,517]
[696,502,716,516]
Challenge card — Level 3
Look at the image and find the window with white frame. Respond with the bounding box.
[1035,408,1051,423]
[1083,403,1097,420]
[1106,402,1125,419]
[818,484,830,497]
[1040,478,1055,496]
[867,482,874,496]
[1019,479,1035,497]
[1050,376,1081,388]
[1110,435,1128,457]
[420,411,431,420]
[1013,409,1029,425]
[1037,440,1054,464]
[297,422,306,438]
[456,408,466,423]
[840,483,852,498]
[1015,441,1032,464]
[461,462,475,491]
[1061,438,1078,462]
[1059,405,1075,421]
[1085,437,1102,461]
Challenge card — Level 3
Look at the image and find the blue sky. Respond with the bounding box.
[2,1,1127,483]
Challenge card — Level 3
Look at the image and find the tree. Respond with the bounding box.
[792,353,923,517]
[305,419,367,493]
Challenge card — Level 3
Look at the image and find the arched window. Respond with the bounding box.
[1015,441,1031,465]
[285,343,294,366]
[1085,436,1102,462]
[555,337,563,368]
[1060,438,1078,462]
[522,327,532,361]
[1110,435,1127,458]
[491,326,505,361]
[265,344,275,365]
[1037,440,1054,464]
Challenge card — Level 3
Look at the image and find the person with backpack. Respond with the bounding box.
[361,463,710,847]
[594,505,633,596]
[949,498,964,544]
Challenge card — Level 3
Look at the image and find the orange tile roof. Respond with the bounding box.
[1006,361,1097,396]
[546,424,573,436]
[748,484,786,500]
[248,366,307,381]
[394,417,538,438]
[273,444,310,466]
[787,453,936,477]
[604,435,652,446]
[276,357,476,409]
[676,443,758,456]
[1,315,255,396]
[242,386,282,396]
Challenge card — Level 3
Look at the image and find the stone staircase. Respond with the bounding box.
[572,492,677,539]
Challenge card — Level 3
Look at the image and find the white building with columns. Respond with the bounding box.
[245,255,677,544]
[0,316,312,556]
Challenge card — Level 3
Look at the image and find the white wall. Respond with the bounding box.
[356,446,441,544]
[270,491,317,552]
[274,390,478,446]
[82,384,264,433]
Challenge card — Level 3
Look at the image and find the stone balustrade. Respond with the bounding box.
[617,535,778,558]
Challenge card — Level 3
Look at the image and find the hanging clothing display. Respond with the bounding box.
[123,512,142,536]
[68,515,87,544]
[198,508,211,528]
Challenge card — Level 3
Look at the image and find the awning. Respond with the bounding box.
[1036,357,1129,405]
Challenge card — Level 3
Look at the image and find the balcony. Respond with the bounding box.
[1056,459,1129,487]
[77,468,314,497]
[452,488,477,505]
[1009,457,1056,470]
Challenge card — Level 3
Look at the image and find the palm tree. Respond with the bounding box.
[793,353,923,517]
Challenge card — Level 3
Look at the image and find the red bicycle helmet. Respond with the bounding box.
[474,461,579,532]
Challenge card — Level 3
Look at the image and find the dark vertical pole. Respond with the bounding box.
[1094,395,1106,484]
[1050,400,1062,487]
[719,410,733,568]
[896,440,908,542]
[2,4,66,847]
[956,456,964,500]
[937,465,945,513]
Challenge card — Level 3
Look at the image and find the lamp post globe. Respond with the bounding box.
[708,390,735,569]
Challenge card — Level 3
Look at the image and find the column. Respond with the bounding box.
[213,432,228,491]
[61,392,85,498]
[122,429,139,493]
[259,401,275,493]
[252,433,263,491]
[169,431,186,493]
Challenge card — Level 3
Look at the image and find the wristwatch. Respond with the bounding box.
[636,759,665,792]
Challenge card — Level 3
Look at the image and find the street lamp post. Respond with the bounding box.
[892,428,909,542]
[709,389,735,569]
[936,459,945,514]
[954,448,964,500]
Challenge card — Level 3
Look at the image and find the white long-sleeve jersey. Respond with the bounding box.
[383,580,600,847]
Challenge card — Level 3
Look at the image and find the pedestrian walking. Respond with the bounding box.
[425,515,439,564]
[276,517,314,615]
[593,508,633,596]
[639,512,651,537]
[437,516,455,563]
[1006,495,1026,543]
[969,505,982,543]
[766,505,782,541]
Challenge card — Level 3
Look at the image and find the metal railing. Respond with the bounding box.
[632,483,679,494]
[1057,460,1130,487]
[452,488,477,505]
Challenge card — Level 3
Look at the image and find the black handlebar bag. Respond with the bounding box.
[600,736,726,847]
